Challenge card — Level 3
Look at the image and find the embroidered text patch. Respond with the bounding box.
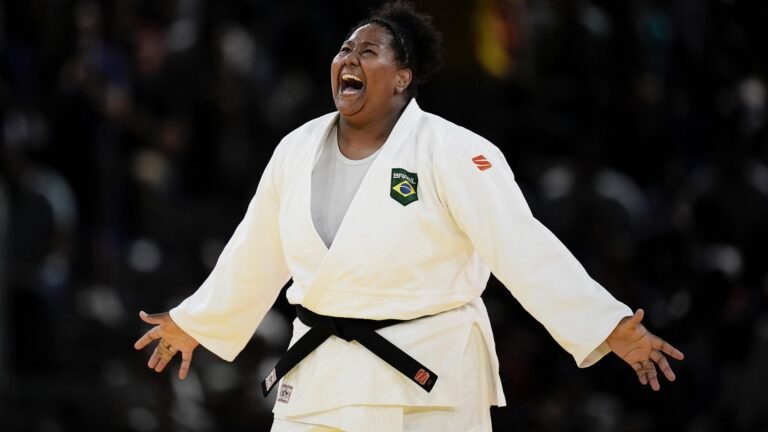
[390,168,419,206]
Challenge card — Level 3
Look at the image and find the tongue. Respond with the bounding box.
[341,85,362,95]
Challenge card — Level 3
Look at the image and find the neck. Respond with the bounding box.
[337,99,409,160]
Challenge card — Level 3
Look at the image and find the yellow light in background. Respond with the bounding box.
[474,0,523,79]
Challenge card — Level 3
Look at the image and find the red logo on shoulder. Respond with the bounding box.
[472,155,492,171]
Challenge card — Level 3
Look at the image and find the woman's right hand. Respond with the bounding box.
[134,311,200,379]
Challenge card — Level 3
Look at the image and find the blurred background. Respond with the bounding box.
[1,0,767,430]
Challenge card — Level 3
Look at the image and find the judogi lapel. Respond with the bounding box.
[300,101,421,310]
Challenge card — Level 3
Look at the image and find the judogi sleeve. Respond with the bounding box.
[169,148,291,362]
[433,131,632,367]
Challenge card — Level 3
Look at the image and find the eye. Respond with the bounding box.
[363,49,376,55]
[339,46,351,53]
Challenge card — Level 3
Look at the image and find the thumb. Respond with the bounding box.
[139,310,169,325]
[631,308,645,326]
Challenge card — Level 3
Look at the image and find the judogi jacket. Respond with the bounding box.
[170,99,632,417]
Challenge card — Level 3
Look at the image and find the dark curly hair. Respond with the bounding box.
[349,1,443,98]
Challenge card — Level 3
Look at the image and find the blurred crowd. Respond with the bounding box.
[1,0,767,431]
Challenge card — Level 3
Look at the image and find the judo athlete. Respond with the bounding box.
[134,2,684,431]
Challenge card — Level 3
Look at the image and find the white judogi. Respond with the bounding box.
[169,99,632,429]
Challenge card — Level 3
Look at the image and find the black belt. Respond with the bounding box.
[261,305,438,396]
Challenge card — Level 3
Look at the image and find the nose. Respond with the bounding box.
[343,50,360,67]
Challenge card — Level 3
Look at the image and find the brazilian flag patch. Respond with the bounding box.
[391,168,419,206]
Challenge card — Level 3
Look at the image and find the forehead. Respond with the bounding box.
[345,23,393,46]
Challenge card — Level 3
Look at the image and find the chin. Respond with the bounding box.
[334,99,364,118]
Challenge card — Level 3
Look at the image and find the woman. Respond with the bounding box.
[134,2,684,430]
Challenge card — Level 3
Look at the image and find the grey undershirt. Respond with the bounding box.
[311,125,381,248]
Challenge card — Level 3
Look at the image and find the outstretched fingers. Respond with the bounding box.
[651,350,676,382]
[134,325,162,350]
[153,352,173,373]
[136,309,198,379]
[139,310,170,325]
[618,311,684,391]
[631,362,648,386]
[135,311,172,350]
[643,360,660,391]
[179,350,194,380]
[655,337,685,361]
[633,360,660,390]
[148,344,162,369]
[148,339,178,372]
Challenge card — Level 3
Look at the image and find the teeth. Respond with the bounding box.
[342,73,363,83]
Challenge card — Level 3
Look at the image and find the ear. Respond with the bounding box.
[395,68,413,94]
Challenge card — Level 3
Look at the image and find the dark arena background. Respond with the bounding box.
[2,0,768,431]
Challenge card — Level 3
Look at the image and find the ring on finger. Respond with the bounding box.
[158,340,176,357]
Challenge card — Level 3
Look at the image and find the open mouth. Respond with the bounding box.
[340,73,364,95]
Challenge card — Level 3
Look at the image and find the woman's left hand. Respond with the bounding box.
[606,309,685,391]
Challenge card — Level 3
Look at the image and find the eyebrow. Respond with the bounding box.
[341,40,381,48]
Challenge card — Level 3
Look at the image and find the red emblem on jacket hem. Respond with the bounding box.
[414,369,430,386]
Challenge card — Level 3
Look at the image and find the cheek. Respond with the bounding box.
[367,69,396,95]
[330,60,341,88]
[330,59,339,75]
